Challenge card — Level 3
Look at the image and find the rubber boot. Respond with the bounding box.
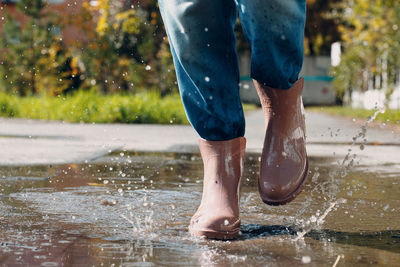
[253,78,308,205]
[189,137,246,239]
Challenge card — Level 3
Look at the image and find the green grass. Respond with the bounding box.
[0,90,258,124]
[0,90,189,124]
[307,106,400,125]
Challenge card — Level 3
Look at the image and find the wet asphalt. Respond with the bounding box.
[0,109,399,266]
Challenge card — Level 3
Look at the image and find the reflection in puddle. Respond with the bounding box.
[0,151,399,266]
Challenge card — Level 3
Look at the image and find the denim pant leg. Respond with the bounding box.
[158,0,245,141]
[237,0,306,89]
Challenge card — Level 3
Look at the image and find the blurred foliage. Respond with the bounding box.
[329,0,400,101]
[0,89,188,124]
[69,0,177,95]
[305,0,341,56]
[0,0,177,96]
[0,0,82,96]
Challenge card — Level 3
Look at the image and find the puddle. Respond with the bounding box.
[0,151,399,266]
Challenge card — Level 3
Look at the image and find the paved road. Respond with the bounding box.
[0,110,399,168]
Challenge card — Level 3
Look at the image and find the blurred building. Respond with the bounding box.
[239,53,337,106]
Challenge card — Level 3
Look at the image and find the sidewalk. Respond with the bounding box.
[0,109,399,167]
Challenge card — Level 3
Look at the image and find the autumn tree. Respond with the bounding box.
[330,0,400,102]
[69,0,176,95]
[0,0,81,96]
[305,0,341,56]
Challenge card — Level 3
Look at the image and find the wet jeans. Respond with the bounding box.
[158,0,306,141]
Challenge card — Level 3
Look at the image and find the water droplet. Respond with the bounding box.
[103,180,109,185]
[145,65,151,71]
[224,219,229,226]
[204,27,208,32]
[301,256,311,264]
[204,76,210,82]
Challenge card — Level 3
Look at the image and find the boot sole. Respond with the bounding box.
[189,227,240,240]
[259,159,309,206]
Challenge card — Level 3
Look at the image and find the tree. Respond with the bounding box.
[305,0,342,56]
[330,0,400,102]
[0,0,81,96]
[70,0,177,95]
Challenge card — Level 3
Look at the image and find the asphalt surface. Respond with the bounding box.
[0,109,399,168]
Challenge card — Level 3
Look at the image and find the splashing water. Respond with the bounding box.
[292,108,386,240]
[120,194,155,236]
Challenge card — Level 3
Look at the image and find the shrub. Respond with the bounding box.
[0,0,82,96]
[0,90,189,124]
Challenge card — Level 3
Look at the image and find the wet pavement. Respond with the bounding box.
[1,149,399,266]
[1,110,399,165]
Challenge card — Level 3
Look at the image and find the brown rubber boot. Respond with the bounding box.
[189,137,246,240]
[253,78,308,206]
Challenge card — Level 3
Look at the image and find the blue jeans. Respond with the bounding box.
[158,0,306,141]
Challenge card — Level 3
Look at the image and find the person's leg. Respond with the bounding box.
[237,0,308,205]
[157,0,247,239]
[190,137,246,239]
[236,0,306,89]
[158,0,245,141]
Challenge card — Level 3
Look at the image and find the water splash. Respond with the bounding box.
[120,197,155,236]
[294,198,347,241]
[292,108,386,240]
